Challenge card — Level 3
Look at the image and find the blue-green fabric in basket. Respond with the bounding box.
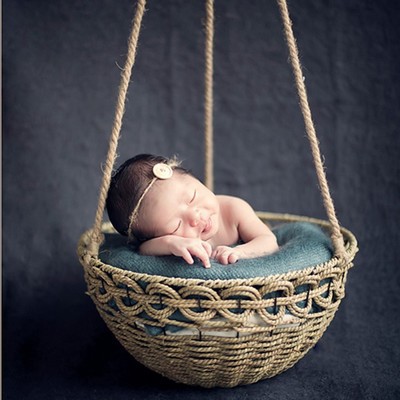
[99,222,333,280]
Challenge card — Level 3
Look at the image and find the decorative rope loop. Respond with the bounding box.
[276,0,347,261]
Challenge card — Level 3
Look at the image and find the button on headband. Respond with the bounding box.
[153,163,173,180]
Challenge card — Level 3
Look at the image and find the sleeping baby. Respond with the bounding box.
[106,154,279,268]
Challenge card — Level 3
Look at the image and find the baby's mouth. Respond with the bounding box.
[202,218,212,234]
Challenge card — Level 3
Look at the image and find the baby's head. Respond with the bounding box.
[106,154,192,241]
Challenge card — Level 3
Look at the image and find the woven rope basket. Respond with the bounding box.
[78,0,358,388]
[78,212,358,388]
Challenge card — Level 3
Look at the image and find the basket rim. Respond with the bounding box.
[78,211,358,287]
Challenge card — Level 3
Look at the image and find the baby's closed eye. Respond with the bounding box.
[189,189,196,204]
[169,220,182,236]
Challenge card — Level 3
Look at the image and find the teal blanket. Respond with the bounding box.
[99,222,333,280]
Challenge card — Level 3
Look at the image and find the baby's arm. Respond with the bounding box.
[212,198,279,265]
[139,236,212,268]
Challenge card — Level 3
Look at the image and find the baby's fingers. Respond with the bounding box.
[218,251,231,265]
[201,241,212,257]
[228,253,239,264]
[190,246,211,268]
[180,250,195,265]
[213,246,239,265]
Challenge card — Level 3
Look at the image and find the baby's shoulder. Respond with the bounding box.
[216,195,251,212]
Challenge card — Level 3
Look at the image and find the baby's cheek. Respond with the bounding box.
[178,226,196,239]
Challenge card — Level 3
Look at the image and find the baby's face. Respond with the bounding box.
[139,172,220,241]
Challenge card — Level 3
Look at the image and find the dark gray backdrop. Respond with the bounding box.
[3,0,400,399]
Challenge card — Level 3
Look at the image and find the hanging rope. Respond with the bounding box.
[277,0,346,260]
[204,0,214,191]
[88,0,147,255]
[87,0,346,262]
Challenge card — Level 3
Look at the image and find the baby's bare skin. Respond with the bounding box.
[138,173,279,268]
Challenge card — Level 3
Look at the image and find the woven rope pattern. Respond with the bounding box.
[78,213,358,387]
[102,308,337,387]
[98,307,337,387]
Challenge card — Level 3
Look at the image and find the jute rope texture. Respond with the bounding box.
[204,0,214,191]
[78,212,357,387]
[88,0,147,255]
[276,0,346,260]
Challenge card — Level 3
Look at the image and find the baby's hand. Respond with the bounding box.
[168,237,212,268]
[212,246,240,265]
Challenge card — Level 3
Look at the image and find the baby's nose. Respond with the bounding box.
[188,209,200,227]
